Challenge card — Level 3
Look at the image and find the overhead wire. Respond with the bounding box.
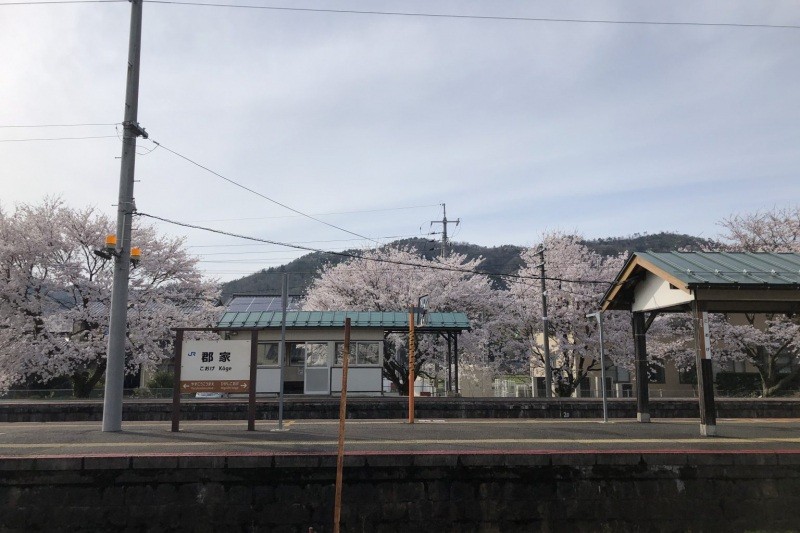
[149,139,380,244]
[188,233,436,248]
[187,205,442,223]
[3,0,799,31]
[0,123,120,143]
[0,0,123,5]
[0,122,120,128]
[135,210,619,286]
[0,135,119,142]
[142,1,800,31]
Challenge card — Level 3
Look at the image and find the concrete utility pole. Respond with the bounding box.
[407,308,416,423]
[277,273,288,430]
[102,0,148,432]
[538,248,553,399]
[430,203,459,259]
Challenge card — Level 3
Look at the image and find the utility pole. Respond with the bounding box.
[102,0,148,432]
[407,308,416,423]
[430,203,459,259]
[277,273,288,430]
[538,248,553,399]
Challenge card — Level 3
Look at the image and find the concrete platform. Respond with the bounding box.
[2,418,800,458]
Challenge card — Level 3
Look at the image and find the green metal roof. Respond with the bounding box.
[635,252,800,286]
[216,311,470,330]
[603,251,800,312]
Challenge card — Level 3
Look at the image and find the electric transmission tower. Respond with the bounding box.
[430,203,459,259]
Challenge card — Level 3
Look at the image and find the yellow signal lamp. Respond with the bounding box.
[105,234,117,252]
[130,247,142,267]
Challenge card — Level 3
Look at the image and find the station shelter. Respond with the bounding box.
[602,251,800,436]
[216,310,470,396]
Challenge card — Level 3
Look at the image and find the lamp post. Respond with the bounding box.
[586,311,609,423]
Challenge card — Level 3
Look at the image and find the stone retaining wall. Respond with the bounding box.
[1,452,799,532]
[2,397,800,423]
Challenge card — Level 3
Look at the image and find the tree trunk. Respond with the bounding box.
[762,366,800,397]
[71,361,106,398]
[382,356,426,396]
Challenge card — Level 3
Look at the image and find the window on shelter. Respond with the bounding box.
[288,343,305,366]
[335,342,381,365]
[358,342,380,365]
[257,342,279,366]
[304,343,329,367]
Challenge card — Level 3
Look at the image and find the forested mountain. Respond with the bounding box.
[219,232,715,301]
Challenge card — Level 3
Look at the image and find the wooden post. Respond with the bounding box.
[171,329,184,432]
[694,303,717,436]
[248,329,258,431]
[408,310,415,423]
[446,333,452,395]
[333,318,351,533]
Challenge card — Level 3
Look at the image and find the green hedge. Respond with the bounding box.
[716,372,761,397]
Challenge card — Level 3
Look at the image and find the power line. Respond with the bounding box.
[143,1,800,31]
[0,0,123,5]
[136,210,617,285]
[188,233,435,248]
[198,257,302,261]
[188,204,441,223]
[3,0,798,31]
[0,135,119,142]
[150,139,380,244]
[196,248,351,257]
[197,250,317,256]
[0,122,119,128]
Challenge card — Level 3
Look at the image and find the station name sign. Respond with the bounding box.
[180,339,251,393]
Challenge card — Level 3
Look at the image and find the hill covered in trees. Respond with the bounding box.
[219,232,715,301]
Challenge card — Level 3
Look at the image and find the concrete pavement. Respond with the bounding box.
[2,417,800,458]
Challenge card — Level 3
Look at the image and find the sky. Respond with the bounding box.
[1,0,799,282]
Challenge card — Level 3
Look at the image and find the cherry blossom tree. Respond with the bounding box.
[713,314,800,396]
[719,206,800,253]
[508,233,631,397]
[0,199,220,396]
[303,247,514,395]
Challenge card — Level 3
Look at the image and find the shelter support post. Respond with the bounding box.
[454,333,460,396]
[632,312,650,423]
[693,303,717,437]
[171,329,184,432]
[446,333,453,395]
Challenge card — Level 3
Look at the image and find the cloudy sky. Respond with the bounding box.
[2,0,798,281]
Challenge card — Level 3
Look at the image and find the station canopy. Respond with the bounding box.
[601,251,800,314]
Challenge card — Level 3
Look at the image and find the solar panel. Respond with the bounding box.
[224,295,301,313]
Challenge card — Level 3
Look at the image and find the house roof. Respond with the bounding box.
[216,311,470,331]
[602,251,800,313]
